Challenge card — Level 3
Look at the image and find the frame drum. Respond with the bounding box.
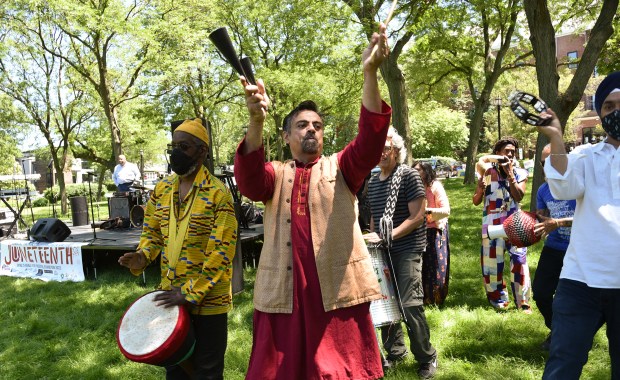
[368,244,402,327]
[117,291,195,366]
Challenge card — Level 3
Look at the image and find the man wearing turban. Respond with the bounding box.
[119,118,238,379]
[537,71,620,379]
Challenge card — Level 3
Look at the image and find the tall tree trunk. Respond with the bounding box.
[103,100,123,162]
[381,57,411,163]
[463,107,486,184]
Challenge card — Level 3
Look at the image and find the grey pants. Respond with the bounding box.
[380,252,436,364]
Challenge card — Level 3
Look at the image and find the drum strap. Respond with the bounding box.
[380,164,404,248]
[162,185,198,289]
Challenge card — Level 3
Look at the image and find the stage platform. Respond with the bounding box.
[70,222,264,288]
[63,223,265,253]
[1,221,264,288]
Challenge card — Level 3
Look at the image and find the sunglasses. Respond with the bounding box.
[166,142,200,153]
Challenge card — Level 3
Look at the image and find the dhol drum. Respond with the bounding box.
[367,244,402,327]
[117,291,195,367]
[130,205,146,228]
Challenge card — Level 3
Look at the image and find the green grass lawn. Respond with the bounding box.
[0,179,610,379]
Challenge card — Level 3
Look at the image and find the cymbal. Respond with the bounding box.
[129,184,148,190]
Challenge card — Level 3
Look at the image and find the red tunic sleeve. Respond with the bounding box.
[337,101,391,193]
[234,140,275,202]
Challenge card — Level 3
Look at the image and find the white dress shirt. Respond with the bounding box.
[544,140,620,288]
[112,162,141,186]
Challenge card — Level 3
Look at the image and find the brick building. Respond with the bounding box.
[555,30,607,145]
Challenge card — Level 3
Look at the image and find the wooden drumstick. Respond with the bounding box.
[369,0,398,57]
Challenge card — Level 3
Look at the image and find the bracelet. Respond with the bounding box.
[554,219,560,228]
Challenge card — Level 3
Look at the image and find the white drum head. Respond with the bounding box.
[118,291,180,356]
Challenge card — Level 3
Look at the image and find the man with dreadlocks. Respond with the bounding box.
[472,137,532,312]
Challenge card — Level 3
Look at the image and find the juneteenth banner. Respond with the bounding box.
[0,240,87,282]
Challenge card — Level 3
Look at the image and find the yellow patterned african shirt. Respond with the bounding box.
[133,165,238,315]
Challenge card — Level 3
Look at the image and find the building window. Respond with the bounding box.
[584,95,594,111]
[567,51,578,69]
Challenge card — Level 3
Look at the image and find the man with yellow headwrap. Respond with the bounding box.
[119,118,238,380]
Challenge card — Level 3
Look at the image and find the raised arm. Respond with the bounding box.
[537,108,567,175]
[234,77,276,201]
[361,23,389,113]
[240,77,270,155]
[472,175,486,206]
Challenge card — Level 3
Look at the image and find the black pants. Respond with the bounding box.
[381,252,436,364]
[532,245,566,329]
[166,313,228,380]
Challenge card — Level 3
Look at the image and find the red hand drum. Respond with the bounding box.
[116,291,195,366]
[487,209,541,248]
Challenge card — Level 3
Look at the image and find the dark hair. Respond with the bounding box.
[493,137,519,154]
[282,100,322,132]
[412,161,436,186]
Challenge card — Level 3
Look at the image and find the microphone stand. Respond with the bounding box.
[88,173,98,240]
[48,163,57,218]
[22,162,35,229]
[83,172,115,280]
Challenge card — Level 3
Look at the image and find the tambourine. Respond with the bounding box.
[509,91,552,126]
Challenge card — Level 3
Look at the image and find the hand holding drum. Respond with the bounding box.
[154,287,188,308]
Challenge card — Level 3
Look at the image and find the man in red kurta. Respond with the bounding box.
[234,24,392,380]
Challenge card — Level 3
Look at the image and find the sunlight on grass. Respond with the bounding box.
[0,178,610,379]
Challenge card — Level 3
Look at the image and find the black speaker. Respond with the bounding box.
[30,218,71,242]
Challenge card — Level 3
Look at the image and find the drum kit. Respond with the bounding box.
[108,181,151,228]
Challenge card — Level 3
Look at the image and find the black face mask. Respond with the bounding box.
[601,109,620,140]
[170,149,198,176]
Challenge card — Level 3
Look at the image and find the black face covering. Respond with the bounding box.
[602,109,620,141]
[169,149,198,176]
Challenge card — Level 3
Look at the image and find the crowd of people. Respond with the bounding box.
[116,18,619,379]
